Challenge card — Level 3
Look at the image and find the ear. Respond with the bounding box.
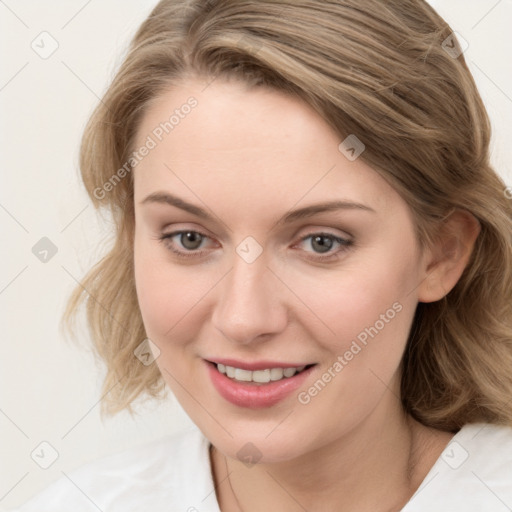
[417,209,481,303]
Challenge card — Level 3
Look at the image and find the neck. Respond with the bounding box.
[210,387,454,512]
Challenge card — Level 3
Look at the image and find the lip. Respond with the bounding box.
[207,358,314,371]
[205,360,317,409]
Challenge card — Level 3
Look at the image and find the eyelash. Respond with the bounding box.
[158,230,353,262]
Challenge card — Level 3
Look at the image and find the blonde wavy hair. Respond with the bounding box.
[64,0,512,431]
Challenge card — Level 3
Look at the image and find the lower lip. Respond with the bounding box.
[206,361,316,409]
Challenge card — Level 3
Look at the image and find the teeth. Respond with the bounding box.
[253,369,270,383]
[234,368,252,381]
[270,368,284,381]
[216,363,309,383]
[283,367,297,378]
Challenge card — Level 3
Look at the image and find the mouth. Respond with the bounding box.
[205,359,318,408]
[210,361,316,384]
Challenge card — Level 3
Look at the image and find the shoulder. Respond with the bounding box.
[440,422,512,482]
[403,422,512,511]
[69,425,206,480]
[10,427,219,512]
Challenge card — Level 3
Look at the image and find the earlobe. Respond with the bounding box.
[417,209,481,303]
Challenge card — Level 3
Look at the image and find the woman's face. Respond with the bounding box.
[133,77,427,462]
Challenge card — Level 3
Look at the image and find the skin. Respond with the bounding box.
[132,77,480,511]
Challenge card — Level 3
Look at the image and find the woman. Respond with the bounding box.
[12,0,512,510]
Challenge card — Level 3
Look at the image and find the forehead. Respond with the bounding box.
[132,78,399,218]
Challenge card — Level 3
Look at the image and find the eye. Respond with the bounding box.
[295,232,353,260]
[158,229,353,261]
[159,230,215,258]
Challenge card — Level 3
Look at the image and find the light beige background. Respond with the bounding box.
[1,0,511,508]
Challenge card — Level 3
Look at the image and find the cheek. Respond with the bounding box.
[288,252,418,432]
[291,247,419,367]
[133,235,200,341]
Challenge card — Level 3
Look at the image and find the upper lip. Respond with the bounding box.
[206,358,316,371]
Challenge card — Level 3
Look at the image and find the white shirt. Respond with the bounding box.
[10,422,512,511]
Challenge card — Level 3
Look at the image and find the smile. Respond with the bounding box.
[216,363,310,383]
[205,360,317,409]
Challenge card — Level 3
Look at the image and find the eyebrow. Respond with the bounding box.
[140,192,376,225]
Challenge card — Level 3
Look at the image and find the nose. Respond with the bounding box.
[211,252,288,345]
